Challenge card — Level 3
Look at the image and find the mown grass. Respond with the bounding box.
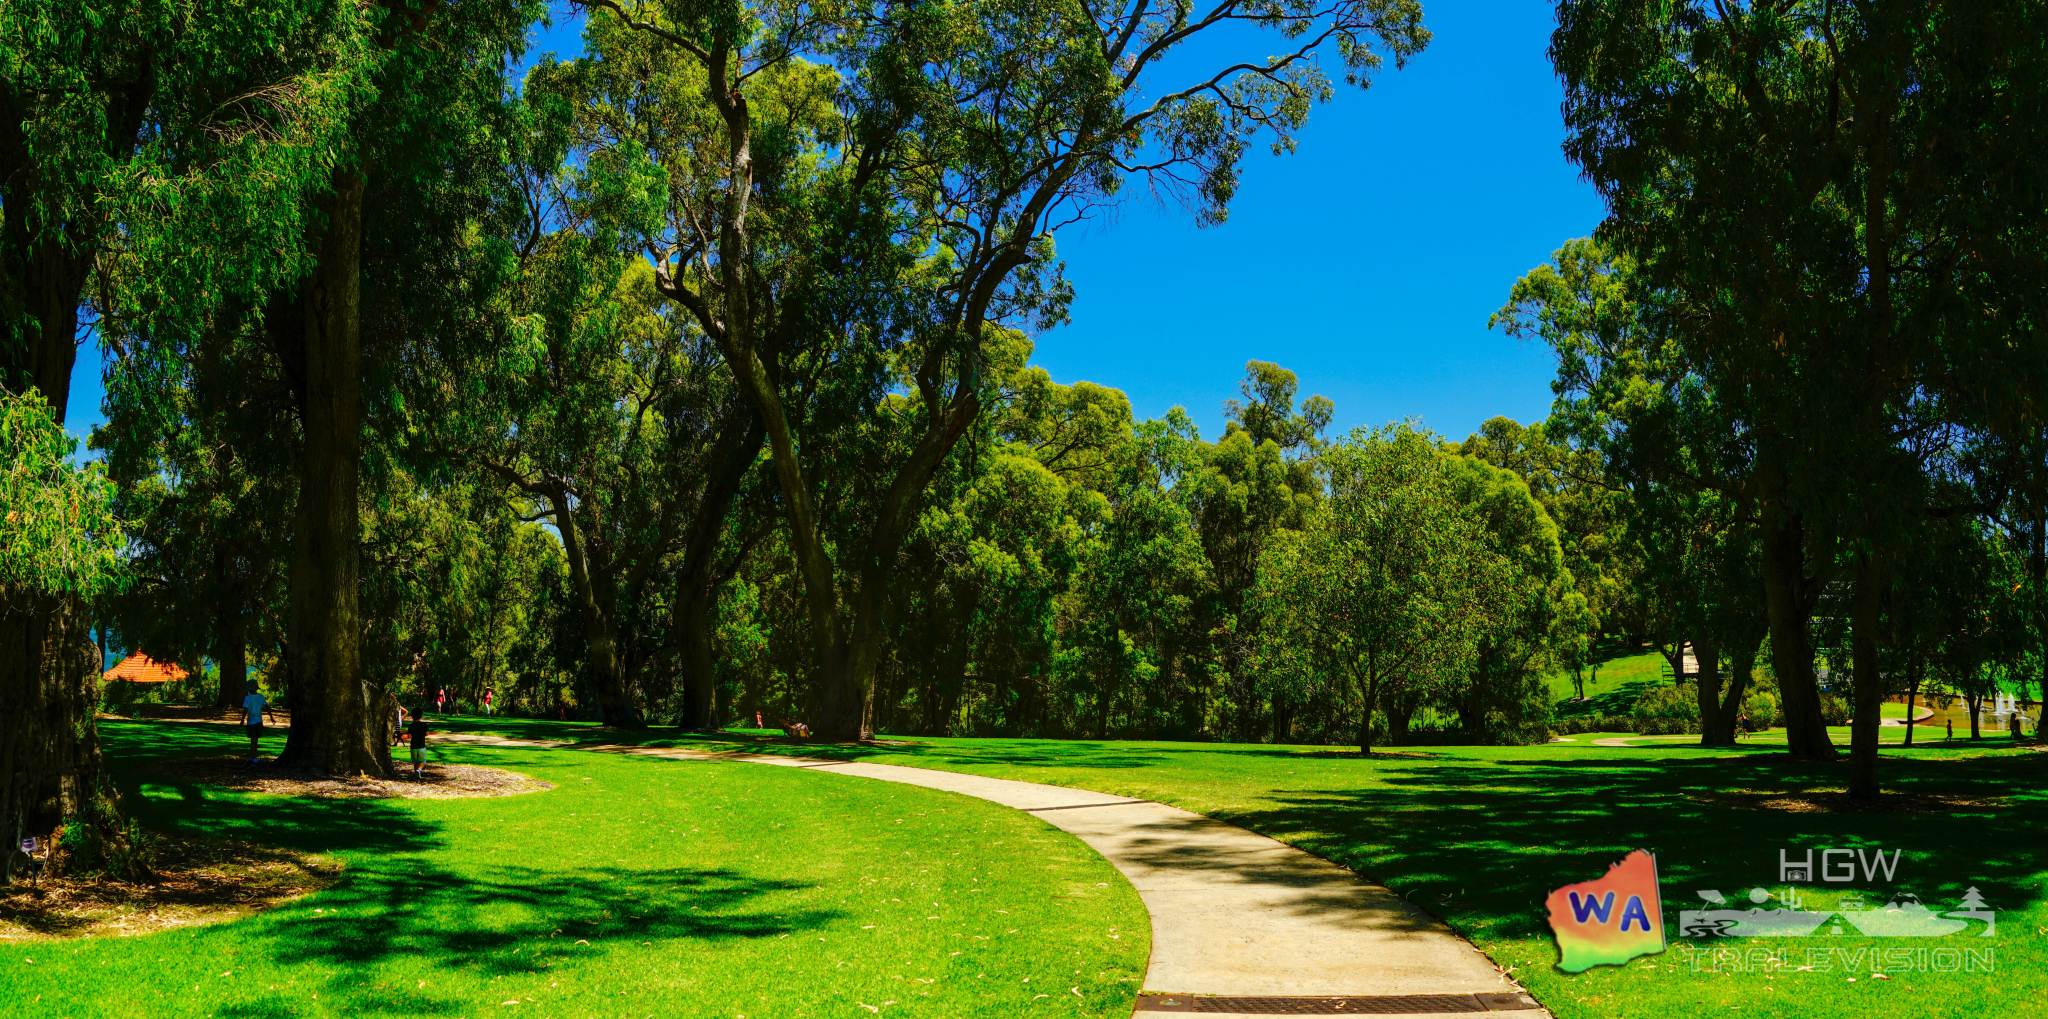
[442,716,2048,1019]
[1544,650,1673,709]
[1,720,1149,1019]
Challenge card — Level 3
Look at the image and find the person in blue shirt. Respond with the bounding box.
[242,681,275,762]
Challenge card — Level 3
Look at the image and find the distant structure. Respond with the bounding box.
[102,653,188,687]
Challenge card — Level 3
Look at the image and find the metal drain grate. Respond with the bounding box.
[1134,991,1542,1014]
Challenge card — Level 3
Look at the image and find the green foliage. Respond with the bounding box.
[1630,685,1699,735]
[0,392,123,596]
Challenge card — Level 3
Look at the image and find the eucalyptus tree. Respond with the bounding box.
[1440,453,1583,744]
[1459,419,1626,705]
[93,323,297,709]
[90,0,544,772]
[1254,424,1486,755]
[1494,238,1831,754]
[1059,415,1210,738]
[0,394,126,881]
[1183,362,1326,739]
[583,0,1429,739]
[1,0,382,809]
[456,243,748,726]
[1552,0,2048,798]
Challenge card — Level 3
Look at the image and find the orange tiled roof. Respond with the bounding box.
[103,653,187,684]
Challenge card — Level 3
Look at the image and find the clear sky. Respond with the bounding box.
[63,1,1604,447]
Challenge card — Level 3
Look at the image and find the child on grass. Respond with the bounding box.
[407,707,430,779]
[242,681,275,762]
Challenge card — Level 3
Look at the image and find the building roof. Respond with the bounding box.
[103,653,188,684]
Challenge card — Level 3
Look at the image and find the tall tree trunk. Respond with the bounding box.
[1902,660,1919,748]
[1847,554,1885,801]
[0,592,124,883]
[1695,640,1725,746]
[2033,500,2045,728]
[550,485,640,729]
[1760,493,1834,760]
[1357,674,1376,757]
[211,526,245,708]
[1714,635,1758,744]
[213,585,247,710]
[674,414,765,731]
[277,172,387,777]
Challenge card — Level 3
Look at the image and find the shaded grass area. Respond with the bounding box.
[2,721,1148,1018]
[1544,650,1672,712]
[444,717,2048,1019]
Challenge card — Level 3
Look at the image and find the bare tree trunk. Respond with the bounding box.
[214,592,247,710]
[1760,494,1835,760]
[1847,555,1884,801]
[1903,660,1919,748]
[1715,636,1758,743]
[276,172,388,777]
[1695,640,1725,746]
[674,414,764,731]
[0,592,124,883]
[1356,685,1376,756]
[212,535,246,708]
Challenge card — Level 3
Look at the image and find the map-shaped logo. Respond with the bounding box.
[1546,850,1666,972]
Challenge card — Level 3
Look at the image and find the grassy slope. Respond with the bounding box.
[1545,650,1674,709]
[2,721,1148,1019]
[438,718,2048,1019]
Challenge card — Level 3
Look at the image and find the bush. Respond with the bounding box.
[1633,685,1698,721]
[1623,685,1701,735]
[1741,690,1781,728]
[1633,715,1703,735]
[1552,713,1637,735]
[1818,692,1851,726]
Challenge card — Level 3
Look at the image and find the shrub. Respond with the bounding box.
[1552,713,1637,735]
[1818,692,1850,726]
[1741,690,1781,728]
[1633,685,1698,721]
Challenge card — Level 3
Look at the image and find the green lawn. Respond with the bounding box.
[1547,650,1674,714]
[2,720,1149,1019]
[434,717,2048,1019]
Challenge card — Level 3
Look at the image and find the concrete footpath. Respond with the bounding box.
[437,733,1547,1018]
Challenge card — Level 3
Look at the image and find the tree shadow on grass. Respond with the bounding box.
[1220,752,2048,944]
[205,861,833,1018]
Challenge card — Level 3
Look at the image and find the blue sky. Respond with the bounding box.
[65,1,1602,447]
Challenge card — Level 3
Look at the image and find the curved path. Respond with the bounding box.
[437,733,1546,1019]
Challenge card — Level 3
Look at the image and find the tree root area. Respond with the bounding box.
[151,756,553,800]
[0,835,339,941]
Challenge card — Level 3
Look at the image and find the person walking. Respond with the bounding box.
[435,687,447,715]
[1947,719,1955,741]
[242,681,275,763]
[407,707,431,780]
[483,688,495,716]
[387,689,407,746]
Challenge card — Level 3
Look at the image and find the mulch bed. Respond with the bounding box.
[0,835,339,941]
[150,756,553,800]
[1689,787,2010,814]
